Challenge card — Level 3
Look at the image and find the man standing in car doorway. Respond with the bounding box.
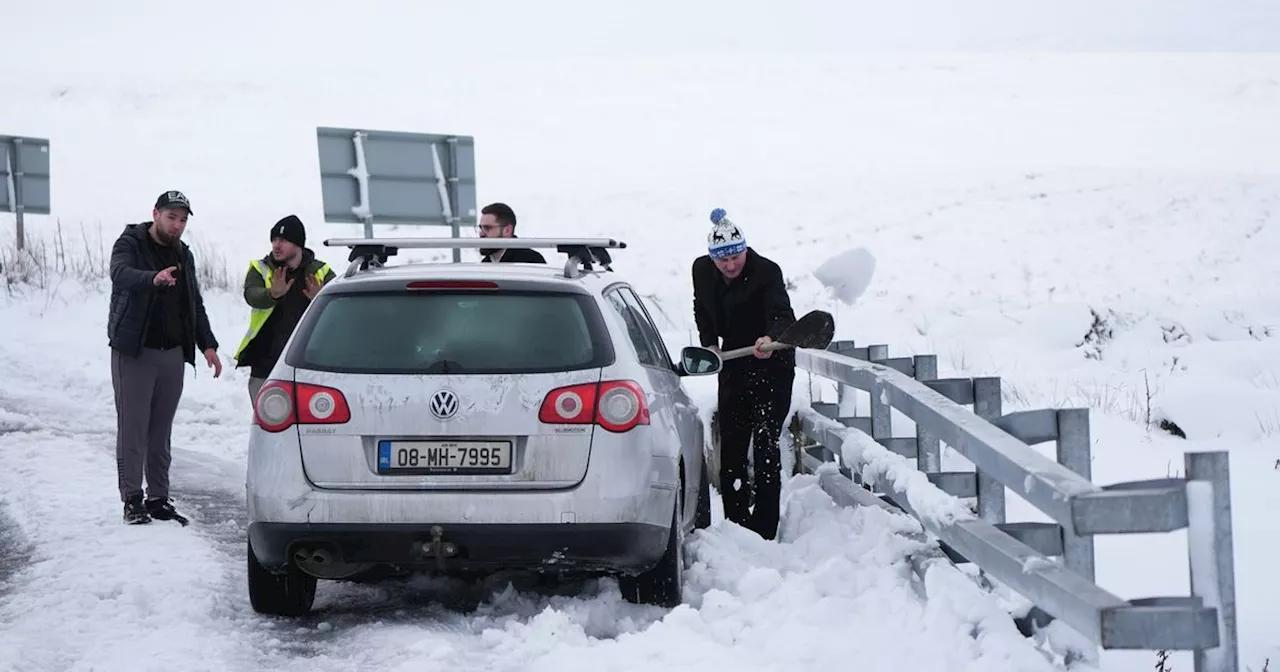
[477,202,546,263]
[691,208,797,541]
[234,215,335,403]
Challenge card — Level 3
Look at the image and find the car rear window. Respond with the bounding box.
[289,291,613,374]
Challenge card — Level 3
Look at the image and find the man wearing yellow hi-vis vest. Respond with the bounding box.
[234,215,335,403]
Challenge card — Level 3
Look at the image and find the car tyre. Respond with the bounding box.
[247,540,317,617]
[619,504,684,608]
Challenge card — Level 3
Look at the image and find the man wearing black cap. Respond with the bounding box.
[234,215,335,403]
[108,190,223,525]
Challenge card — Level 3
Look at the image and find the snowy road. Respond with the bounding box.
[0,291,1071,672]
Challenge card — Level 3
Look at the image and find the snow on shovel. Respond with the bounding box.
[718,310,836,361]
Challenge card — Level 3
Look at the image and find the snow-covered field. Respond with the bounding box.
[2,1,1278,671]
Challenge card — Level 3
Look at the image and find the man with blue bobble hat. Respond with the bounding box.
[691,208,797,540]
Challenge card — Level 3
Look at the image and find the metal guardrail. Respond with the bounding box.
[788,340,1239,672]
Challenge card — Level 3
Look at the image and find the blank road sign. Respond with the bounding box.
[0,135,51,214]
[316,127,476,226]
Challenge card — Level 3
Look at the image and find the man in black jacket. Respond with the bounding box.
[692,209,797,540]
[477,202,546,263]
[107,190,222,525]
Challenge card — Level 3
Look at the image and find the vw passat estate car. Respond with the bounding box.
[245,238,722,616]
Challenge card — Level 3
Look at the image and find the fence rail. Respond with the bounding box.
[786,340,1238,672]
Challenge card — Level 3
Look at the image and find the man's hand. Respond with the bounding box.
[153,266,179,287]
[204,348,223,378]
[303,275,321,300]
[269,267,294,299]
[752,335,774,359]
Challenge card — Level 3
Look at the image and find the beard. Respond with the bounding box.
[153,226,181,246]
[480,247,498,257]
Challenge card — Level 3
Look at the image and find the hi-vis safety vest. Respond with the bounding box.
[234,259,332,359]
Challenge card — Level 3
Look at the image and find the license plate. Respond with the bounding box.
[377,440,513,475]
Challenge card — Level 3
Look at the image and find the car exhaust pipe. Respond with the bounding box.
[291,544,367,580]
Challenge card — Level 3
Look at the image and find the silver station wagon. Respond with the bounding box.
[245,238,722,616]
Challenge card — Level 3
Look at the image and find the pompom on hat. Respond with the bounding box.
[707,208,746,259]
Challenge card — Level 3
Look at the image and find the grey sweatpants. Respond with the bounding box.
[112,347,185,503]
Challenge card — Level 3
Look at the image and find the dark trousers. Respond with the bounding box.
[112,347,185,503]
[717,364,795,540]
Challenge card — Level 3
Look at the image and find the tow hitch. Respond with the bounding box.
[420,525,458,571]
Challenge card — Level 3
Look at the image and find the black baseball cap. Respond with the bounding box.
[155,190,193,215]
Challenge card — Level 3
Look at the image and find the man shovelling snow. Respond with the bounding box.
[690,208,802,541]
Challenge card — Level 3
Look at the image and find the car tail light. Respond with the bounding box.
[406,280,499,290]
[538,380,650,433]
[254,380,352,433]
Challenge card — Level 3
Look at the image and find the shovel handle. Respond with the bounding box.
[718,340,792,362]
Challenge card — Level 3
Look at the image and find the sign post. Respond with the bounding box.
[316,127,477,263]
[0,134,52,251]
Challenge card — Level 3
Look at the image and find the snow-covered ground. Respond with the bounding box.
[2,1,1279,671]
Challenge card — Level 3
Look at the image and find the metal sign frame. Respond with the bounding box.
[0,134,51,251]
[316,127,477,262]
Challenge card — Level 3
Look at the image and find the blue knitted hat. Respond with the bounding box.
[707,208,746,259]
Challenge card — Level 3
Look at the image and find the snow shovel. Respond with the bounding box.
[717,310,836,361]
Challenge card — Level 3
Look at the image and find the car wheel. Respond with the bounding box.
[619,504,684,608]
[247,540,317,617]
[694,459,712,530]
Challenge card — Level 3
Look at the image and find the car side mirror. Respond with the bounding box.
[679,346,722,376]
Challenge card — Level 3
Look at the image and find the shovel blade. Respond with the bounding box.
[779,310,835,349]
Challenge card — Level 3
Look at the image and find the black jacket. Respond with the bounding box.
[692,248,797,371]
[107,222,219,368]
[480,237,547,264]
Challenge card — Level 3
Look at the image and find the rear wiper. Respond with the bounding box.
[422,359,464,374]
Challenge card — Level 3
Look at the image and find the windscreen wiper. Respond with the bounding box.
[422,359,463,374]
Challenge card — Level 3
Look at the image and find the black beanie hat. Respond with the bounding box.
[271,215,306,248]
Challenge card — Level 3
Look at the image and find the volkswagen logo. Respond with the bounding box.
[429,389,460,420]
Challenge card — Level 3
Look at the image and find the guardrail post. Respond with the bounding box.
[1055,409,1096,583]
[867,344,892,449]
[912,355,941,474]
[972,377,1006,524]
[828,340,861,484]
[830,340,860,419]
[1184,452,1239,672]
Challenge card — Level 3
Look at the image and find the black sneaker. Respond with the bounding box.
[145,497,190,526]
[123,496,151,525]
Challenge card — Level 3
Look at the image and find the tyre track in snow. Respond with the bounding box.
[0,500,34,606]
[0,408,37,606]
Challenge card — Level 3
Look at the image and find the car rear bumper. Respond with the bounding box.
[248,521,670,575]
[247,427,681,529]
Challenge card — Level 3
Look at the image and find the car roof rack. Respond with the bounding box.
[322,237,628,279]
